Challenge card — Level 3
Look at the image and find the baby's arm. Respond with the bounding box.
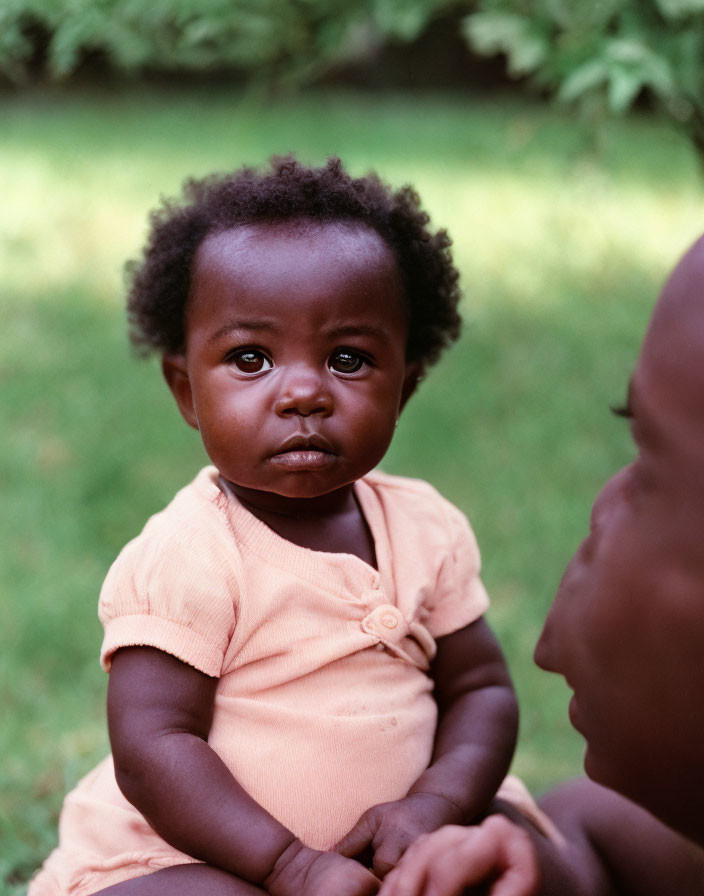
[337,618,518,876]
[107,646,380,896]
[409,617,519,817]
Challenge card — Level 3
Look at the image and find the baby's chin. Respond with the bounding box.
[221,474,360,507]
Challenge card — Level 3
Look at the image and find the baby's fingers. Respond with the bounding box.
[336,810,377,859]
[371,830,409,879]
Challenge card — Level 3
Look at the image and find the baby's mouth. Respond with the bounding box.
[270,434,336,470]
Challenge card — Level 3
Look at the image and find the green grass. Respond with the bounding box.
[2,84,703,892]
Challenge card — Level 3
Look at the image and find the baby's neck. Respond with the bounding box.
[226,481,353,519]
[220,478,377,566]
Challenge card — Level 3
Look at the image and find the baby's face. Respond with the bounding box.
[164,220,417,503]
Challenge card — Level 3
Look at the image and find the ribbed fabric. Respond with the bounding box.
[30,467,490,895]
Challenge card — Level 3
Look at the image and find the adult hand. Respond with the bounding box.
[265,841,380,896]
[336,793,462,878]
[377,817,539,896]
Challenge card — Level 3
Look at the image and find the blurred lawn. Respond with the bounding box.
[2,85,703,892]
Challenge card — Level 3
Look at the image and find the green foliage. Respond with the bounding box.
[464,0,704,153]
[0,0,355,83]
[0,0,460,85]
[370,0,455,41]
[5,0,704,165]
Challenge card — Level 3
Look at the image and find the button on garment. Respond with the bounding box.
[360,603,436,670]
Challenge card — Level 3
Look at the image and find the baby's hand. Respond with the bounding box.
[378,818,540,896]
[265,841,380,896]
[336,793,462,878]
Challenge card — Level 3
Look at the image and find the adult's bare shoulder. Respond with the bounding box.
[539,778,704,896]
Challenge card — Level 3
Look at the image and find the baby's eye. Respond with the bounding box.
[329,348,367,374]
[230,349,273,374]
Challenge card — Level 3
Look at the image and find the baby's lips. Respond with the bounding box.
[274,431,335,455]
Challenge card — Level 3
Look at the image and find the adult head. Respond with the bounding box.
[535,234,704,844]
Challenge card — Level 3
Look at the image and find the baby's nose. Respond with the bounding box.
[273,367,333,417]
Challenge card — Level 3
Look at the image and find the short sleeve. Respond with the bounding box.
[98,519,238,678]
[421,498,490,639]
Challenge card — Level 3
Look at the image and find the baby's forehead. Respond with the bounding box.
[198,218,391,261]
[191,220,404,303]
[186,218,408,333]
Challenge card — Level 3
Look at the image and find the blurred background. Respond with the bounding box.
[3,1,704,892]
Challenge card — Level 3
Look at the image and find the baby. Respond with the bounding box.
[31,157,535,896]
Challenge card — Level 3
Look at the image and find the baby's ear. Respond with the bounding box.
[162,354,199,430]
[400,361,422,411]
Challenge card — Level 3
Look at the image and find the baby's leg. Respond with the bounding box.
[91,864,265,896]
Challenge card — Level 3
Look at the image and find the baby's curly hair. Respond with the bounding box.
[127,156,462,373]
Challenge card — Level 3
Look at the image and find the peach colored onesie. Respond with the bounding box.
[29,467,551,895]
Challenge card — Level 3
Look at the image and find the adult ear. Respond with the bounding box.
[400,361,422,412]
[162,354,199,430]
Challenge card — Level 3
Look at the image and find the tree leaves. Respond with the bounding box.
[557,39,677,113]
[465,0,704,157]
[0,0,380,85]
[463,12,548,77]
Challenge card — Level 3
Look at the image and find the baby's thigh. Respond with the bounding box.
[90,864,265,896]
